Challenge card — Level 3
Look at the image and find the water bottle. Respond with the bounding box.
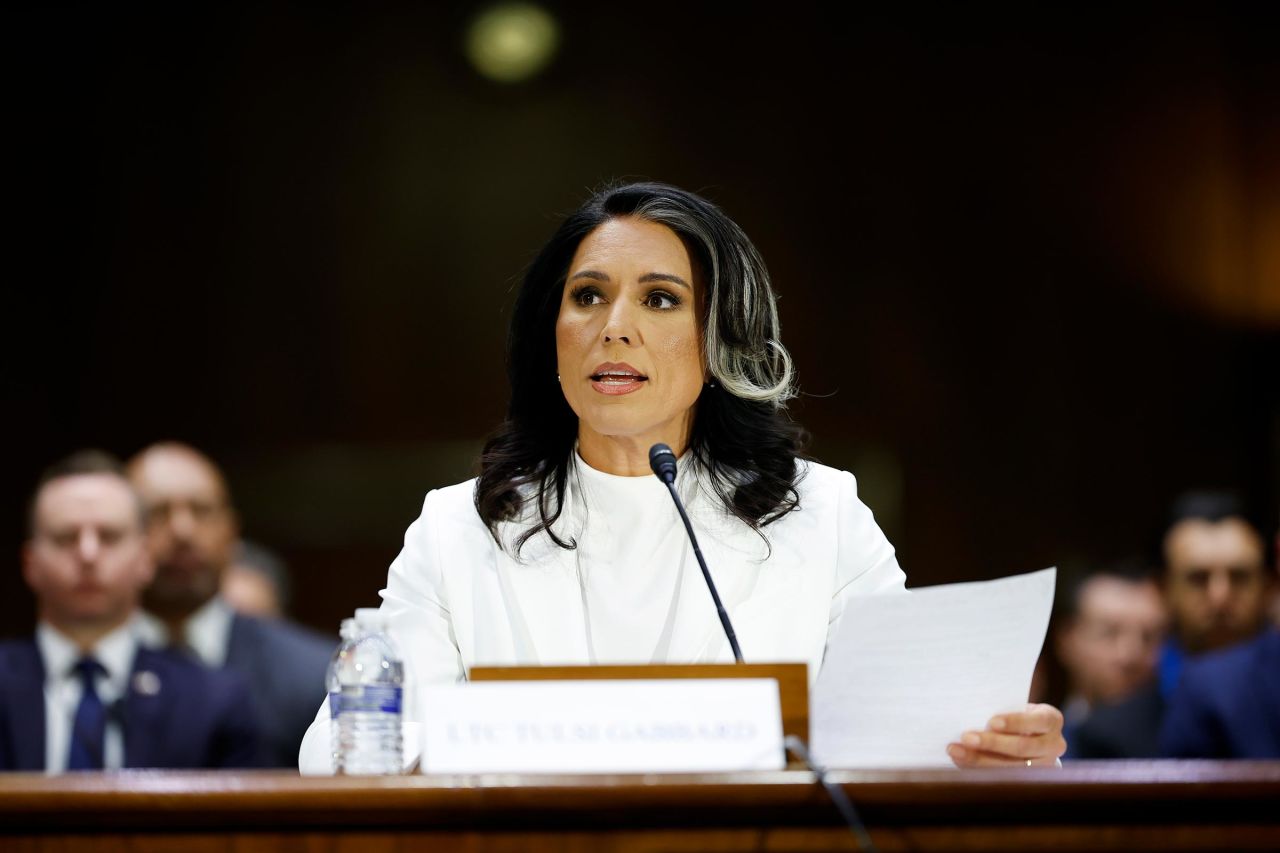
[325,617,358,772]
[335,607,404,775]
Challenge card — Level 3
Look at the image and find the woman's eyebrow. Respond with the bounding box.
[638,272,690,290]
[568,270,690,290]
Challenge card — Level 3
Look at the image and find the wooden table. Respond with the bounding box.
[2,762,1277,851]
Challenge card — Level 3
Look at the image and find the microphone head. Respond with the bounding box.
[648,443,678,484]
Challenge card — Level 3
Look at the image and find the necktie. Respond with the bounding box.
[166,640,198,661]
[66,658,108,771]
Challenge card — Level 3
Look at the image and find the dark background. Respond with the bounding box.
[6,2,1278,639]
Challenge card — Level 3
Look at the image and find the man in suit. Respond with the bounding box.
[127,442,333,768]
[1161,508,1280,758]
[1070,492,1271,758]
[0,451,262,771]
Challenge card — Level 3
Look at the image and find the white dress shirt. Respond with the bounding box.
[37,620,137,773]
[136,596,234,667]
[299,455,906,773]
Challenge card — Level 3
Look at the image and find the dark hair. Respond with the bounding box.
[1165,490,1254,531]
[475,182,806,554]
[1054,556,1157,622]
[1158,489,1265,571]
[27,449,142,536]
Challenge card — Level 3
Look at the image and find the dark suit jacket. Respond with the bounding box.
[1160,629,1280,759]
[0,640,263,770]
[225,614,333,768]
[1066,682,1165,759]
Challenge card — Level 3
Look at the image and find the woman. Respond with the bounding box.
[300,182,1065,771]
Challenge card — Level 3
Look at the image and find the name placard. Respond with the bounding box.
[420,678,784,774]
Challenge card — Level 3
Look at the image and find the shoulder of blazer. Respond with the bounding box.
[1180,629,1280,704]
[0,638,44,681]
[226,613,333,693]
[426,477,485,526]
[0,638,47,771]
[231,612,331,657]
[792,459,845,502]
[132,645,252,708]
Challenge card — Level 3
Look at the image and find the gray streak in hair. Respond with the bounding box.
[633,197,797,409]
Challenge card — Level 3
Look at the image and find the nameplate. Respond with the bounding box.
[420,678,784,774]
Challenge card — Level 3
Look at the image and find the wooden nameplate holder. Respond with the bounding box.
[470,662,809,762]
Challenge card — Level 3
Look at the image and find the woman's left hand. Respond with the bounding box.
[947,703,1066,767]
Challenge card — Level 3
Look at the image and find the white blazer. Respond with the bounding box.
[299,459,905,772]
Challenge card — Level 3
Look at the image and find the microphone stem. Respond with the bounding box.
[664,481,744,663]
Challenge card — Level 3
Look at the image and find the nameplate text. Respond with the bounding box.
[420,678,784,774]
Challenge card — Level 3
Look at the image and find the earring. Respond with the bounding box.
[556,374,561,383]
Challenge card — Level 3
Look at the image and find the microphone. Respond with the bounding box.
[649,443,744,663]
[649,444,678,484]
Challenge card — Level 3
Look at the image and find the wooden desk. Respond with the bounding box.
[1,761,1277,851]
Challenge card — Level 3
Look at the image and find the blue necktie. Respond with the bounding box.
[66,658,107,771]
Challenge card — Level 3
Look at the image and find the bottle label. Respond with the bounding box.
[329,689,342,717]
[339,684,402,714]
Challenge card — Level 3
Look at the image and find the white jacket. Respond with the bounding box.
[299,459,905,772]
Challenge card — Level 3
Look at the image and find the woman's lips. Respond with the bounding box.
[590,362,648,395]
[590,375,647,395]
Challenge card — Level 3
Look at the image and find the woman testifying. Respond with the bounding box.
[300,182,1065,770]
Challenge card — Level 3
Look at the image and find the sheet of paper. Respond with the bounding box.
[812,566,1055,768]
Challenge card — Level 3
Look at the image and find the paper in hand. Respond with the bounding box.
[811,567,1056,768]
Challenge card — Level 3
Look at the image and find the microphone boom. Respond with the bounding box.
[649,443,744,663]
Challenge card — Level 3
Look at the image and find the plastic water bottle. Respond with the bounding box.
[334,608,404,775]
[325,617,358,772]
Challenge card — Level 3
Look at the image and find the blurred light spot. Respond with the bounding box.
[465,3,559,84]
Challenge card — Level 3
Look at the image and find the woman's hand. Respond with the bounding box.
[947,703,1066,767]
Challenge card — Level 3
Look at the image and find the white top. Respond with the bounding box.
[299,456,906,773]
[136,596,235,667]
[37,619,137,773]
[573,451,703,664]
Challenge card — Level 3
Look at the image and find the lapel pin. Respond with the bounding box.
[132,670,161,696]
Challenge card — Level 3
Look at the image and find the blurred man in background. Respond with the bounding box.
[1160,512,1279,758]
[0,451,261,771]
[1157,492,1271,685]
[1054,560,1166,751]
[128,442,332,768]
[1071,492,1271,758]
